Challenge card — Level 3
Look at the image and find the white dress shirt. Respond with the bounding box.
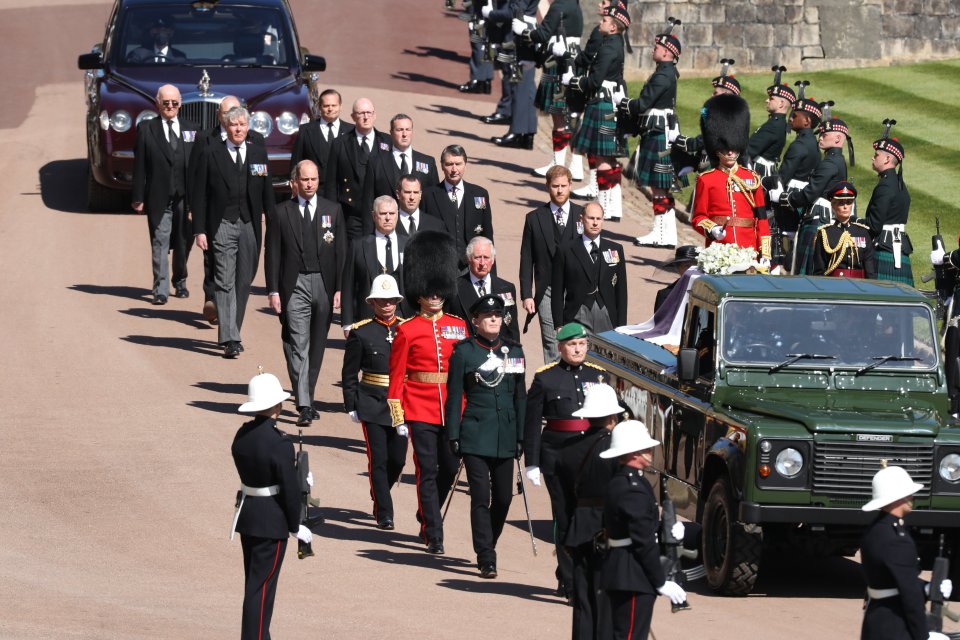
[444,180,463,208]
[163,117,180,142]
[399,209,420,234]
[551,201,569,227]
[229,140,247,164]
[375,230,400,269]
[298,194,317,220]
[470,273,490,296]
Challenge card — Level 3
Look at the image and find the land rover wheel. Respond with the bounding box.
[702,476,762,596]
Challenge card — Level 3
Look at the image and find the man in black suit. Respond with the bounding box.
[448,236,521,342]
[265,159,347,425]
[193,106,275,358]
[519,165,583,362]
[421,144,493,270]
[125,17,186,63]
[291,88,355,178]
[396,174,444,239]
[132,84,198,304]
[323,97,391,240]
[341,195,406,332]
[552,202,627,333]
[361,113,439,237]
[189,95,266,324]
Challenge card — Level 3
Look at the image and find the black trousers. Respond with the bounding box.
[409,421,459,544]
[361,421,408,523]
[541,429,578,594]
[203,246,216,303]
[462,454,514,566]
[571,542,611,640]
[607,591,655,640]
[240,535,287,640]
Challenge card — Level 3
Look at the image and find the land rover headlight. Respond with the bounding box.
[249,111,273,137]
[110,110,132,132]
[136,110,158,126]
[939,454,960,482]
[775,448,803,478]
[276,111,299,135]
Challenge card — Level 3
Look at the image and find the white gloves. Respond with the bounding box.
[926,578,953,599]
[295,524,313,544]
[931,246,946,266]
[306,471,314,488]
[759,256,771,269]
[768,187,783,203]
[525,466,541,486]
[666,123,680,144]
[670,521,684,541]
[928,632,950,640]
[481,4,492,17]
[709,226,726,241]
[657,580,687,605]
[612,88,626,105]
[349,410,360,423]
[560,69,574,86]
[551,41,566,56]
[396,424,409,438]
[512,18,526,35]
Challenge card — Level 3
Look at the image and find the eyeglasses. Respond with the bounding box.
[160,100,180,107]
[353,111,374,117]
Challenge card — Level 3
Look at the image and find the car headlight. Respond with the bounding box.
[249,111,273,137]
[300,112,311,125]
[99,110,110,131]
[939,453,960,483]
[136,110,158,126]
[276,111,299,135]
[110,110,132,132]
[775,448,803,478]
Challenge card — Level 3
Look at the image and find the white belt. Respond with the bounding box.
[786,179,808,191]
[882,224,906,232]
[230,483,280,540]
[547,35,582,47]
[813,197,831,210]
[601,80,621,91]
[867,587,899,599]
[642,108,674,117]
[754,157,775,169]
[607,537,632,548]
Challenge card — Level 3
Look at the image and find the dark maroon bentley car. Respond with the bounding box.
[78,0,325,210]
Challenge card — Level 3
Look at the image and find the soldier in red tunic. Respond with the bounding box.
[387,230,466,554]
[691,93,771,261]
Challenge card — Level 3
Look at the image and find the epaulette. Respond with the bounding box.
[851,221,871,230]
[816,222,831,232]
[398,317,414,325]
[698,166,719,177]
[351,318,373,329]
[446,313,464,322]
[584,362,605,371]
[536,361,559,373]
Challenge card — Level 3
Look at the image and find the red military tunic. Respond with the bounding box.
[387,311,468,426]
[692,165,771,259]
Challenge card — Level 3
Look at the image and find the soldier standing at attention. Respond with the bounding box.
[810,182,877,279]
[598,420,687,640]
[523,322,606,601]
[745,66,793,180]
[865,121,914,285]
[860,465,952,640]
[445,294,526,578]
[341,274,407,530]
[930,239,960,417]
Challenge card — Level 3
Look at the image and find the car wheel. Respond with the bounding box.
[87,168,127,212]
[702,476,762,596]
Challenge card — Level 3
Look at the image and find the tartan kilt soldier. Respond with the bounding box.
[866,122,913,285]
[745,66,794,180]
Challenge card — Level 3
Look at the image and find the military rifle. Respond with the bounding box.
[927,534,960,634]
[296,423,320,559]
[659,491,690,612]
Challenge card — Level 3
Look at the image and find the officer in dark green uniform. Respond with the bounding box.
[866,124,913,285]
[445,294,526,579]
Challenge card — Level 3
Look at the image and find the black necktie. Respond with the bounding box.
[234,145,243,173]
[326,122,335,143]
[555,207,563,226]
[399,152,409,175]
[476,278,485,297]
[303,200,311,221]
[167,120,178,150]
[384,235,394,272]
[409,216,417,235]
[590,241,599,263]
[359,136,370,160]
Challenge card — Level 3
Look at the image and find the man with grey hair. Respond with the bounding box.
[193,106,275,358]
[341,194,406,332]
[421,144,494,270]
[132,84,199,305]
[448,236,520,342]
[265,159,346,426]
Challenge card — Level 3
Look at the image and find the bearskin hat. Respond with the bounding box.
[700,92,751,164]
[402,229,458,307]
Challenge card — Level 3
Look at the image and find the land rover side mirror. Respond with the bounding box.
[302,54,326,72]
[78,52,103,70]
[678,348,699,383]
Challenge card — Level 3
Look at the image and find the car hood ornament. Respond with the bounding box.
[198,69,212,96]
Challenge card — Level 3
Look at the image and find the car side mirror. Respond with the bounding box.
[678,348,699,383]
[302,54,326,73]
[78,52,103,70]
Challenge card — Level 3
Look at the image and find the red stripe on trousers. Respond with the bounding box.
[258,540,282,640]
[627,593,636,639]
[360,422,379,519]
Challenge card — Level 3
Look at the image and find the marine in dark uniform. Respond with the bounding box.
[859,465,952,640]
[445,294,526,578]
[866,127,913,285]
[489,0,542,149]
[522,322,606,599]
[811,182,877,279]
[342,274,407,530]
[598,420,687,640]
[931,238,960,417]
[745,67,793,180]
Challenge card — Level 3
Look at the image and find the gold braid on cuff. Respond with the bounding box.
[387,399,405,427]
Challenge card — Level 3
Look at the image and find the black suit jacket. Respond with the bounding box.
[192,140,275,272]
[323,129,391,238]
[396,210,445,239]
[421,181,494,268]
[188,125,265,208]
[448,274,521,343]
[131,117,200,228]
[361,149,439,236]
[552,236,627,328]
[341,232,407,327]
[264,197,347,314]
[291,118,355,176]
[519,202,583,305]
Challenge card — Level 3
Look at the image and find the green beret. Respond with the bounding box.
[557,322,587,342]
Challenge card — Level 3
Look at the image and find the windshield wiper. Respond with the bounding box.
[855,355,921,376]
[768,353,836,374]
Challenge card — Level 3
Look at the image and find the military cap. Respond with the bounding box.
[556,322,588,342]
[767,65,795,101]
[604,4,630,29]
[701,92,750,159]
[470,294,505,317]
[792,98,822,124]
[818,118,850,137]
[874,137,904,162]
[828,181,858,201]
[712,75,741,96]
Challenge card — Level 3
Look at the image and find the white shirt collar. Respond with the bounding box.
[469,273,489,288]
[582,234,600,248]
[297,194,317,210]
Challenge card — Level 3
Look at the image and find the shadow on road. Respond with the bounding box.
[121,334,223,356]
[188,399,238,414]
[437,578,561,603]
[301,433,366,454]
[70,283,151,301]
[419,103,481,120]
[120,307,212,330]
[193,381,248,395]
[390,71,459,91]
[39,159,130,214]
[359,548,478,576]
[681,554,865,600]
[402,46,468,65]
[503,517,555,545]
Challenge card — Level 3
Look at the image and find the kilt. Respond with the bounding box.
[633,130,672,189]
[875,250,914,286]
[572,99,624,158]
[793,220,818,275]
[536,74,567,114]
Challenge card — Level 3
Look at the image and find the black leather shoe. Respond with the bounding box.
[174,287,189,298]
[459,79,492,94]
[310,407,320,420]
[480,563,498,579]
[492,132,534,150]
[296,406,313,426]
[427,540,444,554]
[223,341,240,358]
[236,342,244,353]
[377,519,395,530]
[481,112,511,125]
[152,295,168,305]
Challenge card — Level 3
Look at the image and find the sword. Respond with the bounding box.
[516,462,538,556]
[442,460,465,522]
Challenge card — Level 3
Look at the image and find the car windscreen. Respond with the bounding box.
[115,5,293,67]
[720,299,939,370]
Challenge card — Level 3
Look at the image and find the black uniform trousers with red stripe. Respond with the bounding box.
[361,421,407,524]
[608,592,656,640]
[240,536,287,640]
[410,421,459,544]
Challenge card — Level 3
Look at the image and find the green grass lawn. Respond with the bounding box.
[626,58,960,288]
